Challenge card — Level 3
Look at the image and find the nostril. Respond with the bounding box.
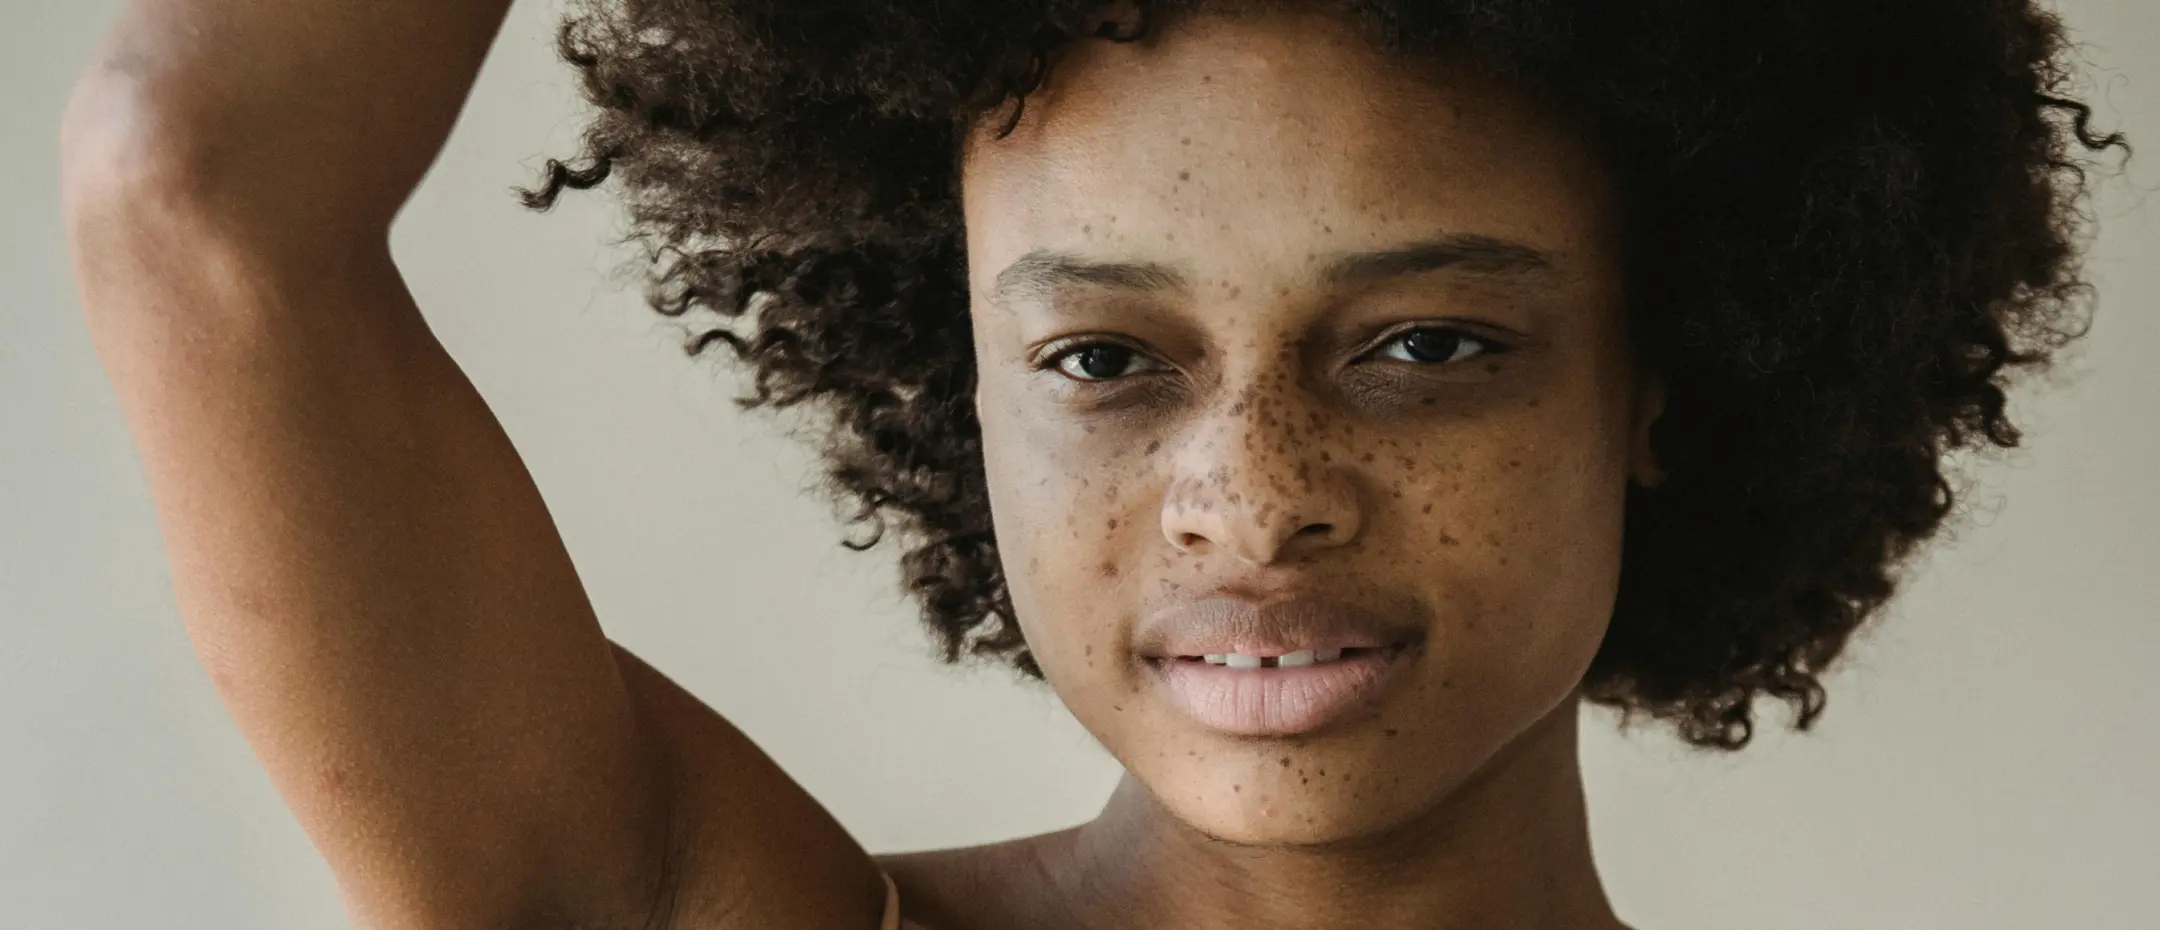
[1298,523,1333,537]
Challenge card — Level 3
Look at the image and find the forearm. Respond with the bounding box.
[61,0,515,233]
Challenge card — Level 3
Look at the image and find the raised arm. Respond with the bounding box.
[57,3,884,927]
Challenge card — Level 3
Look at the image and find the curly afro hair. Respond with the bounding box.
[520,0,2128,750]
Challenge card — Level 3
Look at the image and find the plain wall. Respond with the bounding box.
[4,1,2155,927]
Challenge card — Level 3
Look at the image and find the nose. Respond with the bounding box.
[1160,385,1365,565]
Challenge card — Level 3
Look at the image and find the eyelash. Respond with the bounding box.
[1039,341,1164,382]
[1365,327,1502,367]
[1036,326,1505,383]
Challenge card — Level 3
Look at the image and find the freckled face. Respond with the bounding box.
[963,11,1656,843]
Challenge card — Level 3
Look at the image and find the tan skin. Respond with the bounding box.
[62,2,1656,929]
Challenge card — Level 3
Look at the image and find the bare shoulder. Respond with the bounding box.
[873,828,1080,930]
[604,647,895,929]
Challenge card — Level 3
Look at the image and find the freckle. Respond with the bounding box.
[1085,645,1093,655]
[1233,784,1240,792]
[1443,678,1454,688]
[1361,452,1375,463]
[1421,396,1436,406]
[1508,460,1521,469]
[1108,518,1119,529]
[1181,137,1191,145]
[1114,704,1123,711]
[1280,757,1291,767]
[1178,170,1191,181]
[1100,561,1119,577]
[1421,503,1432,514]
[1323,224,1332,233]
[1082,224,1092,234]
[1440,532,1459,546]
[1385,728,1398,737]
[1528,397,1541,407]
[1145,440,1161,454]
[1317,768,1325,776]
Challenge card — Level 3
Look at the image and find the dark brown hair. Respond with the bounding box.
[522,0,2128,749]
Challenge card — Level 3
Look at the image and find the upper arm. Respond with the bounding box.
[64,203,670,925]
[60,167,889,927]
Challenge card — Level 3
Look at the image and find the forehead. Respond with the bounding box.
[958,9,1616,309]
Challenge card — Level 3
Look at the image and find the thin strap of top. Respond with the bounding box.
[879,867,904,930]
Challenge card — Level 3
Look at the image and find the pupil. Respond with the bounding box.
[1078,346,1131,379]
[1403,330,1460,363]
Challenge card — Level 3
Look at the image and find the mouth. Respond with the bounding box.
[1141,640,1418,737]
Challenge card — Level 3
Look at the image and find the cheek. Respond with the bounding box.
[1404,422,1626,569]
[979,389,1163,671]
[1380,398,1633,689]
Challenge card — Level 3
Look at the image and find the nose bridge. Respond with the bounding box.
[1162,362,1362,563]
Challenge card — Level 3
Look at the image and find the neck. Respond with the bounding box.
[1053,694,1624,930]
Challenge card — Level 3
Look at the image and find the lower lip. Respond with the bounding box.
[1144,649,1409,736]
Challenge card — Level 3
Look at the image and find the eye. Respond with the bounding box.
[1048,342,1163,382]
[1370,327,1498,365]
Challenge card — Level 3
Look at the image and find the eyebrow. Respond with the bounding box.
[987,233,1556,309]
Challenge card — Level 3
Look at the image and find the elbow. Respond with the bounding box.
[58,76,392,246]
[59,75,225,227]
[57,78,247,330]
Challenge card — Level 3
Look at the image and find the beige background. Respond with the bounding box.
[5,1,2155,927]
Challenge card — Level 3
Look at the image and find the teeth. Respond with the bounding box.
[1194,649,1348,667]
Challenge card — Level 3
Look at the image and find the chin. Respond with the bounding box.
[1155,766,1430,847]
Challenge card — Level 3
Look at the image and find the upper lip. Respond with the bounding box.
[1136,592,1429,659]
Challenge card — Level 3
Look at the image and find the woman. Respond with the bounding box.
[58,0,2125,927]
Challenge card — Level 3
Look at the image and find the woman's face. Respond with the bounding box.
[963,8,1659,844]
